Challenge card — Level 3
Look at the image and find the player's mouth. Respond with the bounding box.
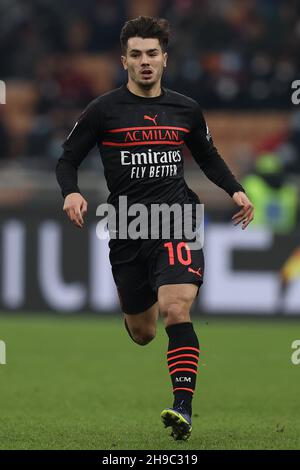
[140,69,153,79]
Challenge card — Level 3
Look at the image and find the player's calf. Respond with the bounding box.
[159,284,197,326]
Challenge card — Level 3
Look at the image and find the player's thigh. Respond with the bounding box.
[158,283,198,325]
[152,240,204,323]
[111,259,157,315]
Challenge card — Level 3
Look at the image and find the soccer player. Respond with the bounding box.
[56,16,254,441]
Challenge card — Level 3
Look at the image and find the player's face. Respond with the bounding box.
[121,37,167,89]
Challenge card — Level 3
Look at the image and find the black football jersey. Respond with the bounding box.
[56,84,244,208]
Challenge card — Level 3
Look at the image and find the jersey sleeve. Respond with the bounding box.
[184,104,245,197]
[56,100,103,198]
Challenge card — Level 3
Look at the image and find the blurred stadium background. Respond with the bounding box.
[0,0,300,450]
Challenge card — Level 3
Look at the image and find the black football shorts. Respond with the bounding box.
[109,238,204,314]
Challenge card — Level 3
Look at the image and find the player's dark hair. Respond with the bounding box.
[120,16,170,54]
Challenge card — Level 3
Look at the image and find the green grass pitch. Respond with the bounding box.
[0,314,300,450]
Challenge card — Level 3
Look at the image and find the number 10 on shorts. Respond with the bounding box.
[164,242,192,266]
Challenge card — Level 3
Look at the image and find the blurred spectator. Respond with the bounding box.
[279,245,300,313]
[1,0,299,107]
[26,104,84,162]
[159,0,299,108]
[0,113,8,159]
[0,0,300,164]
[242,152,299,233]
[285,111,300,173]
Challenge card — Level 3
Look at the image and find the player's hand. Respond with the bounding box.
[63,193,88,229]
[232,191,254,230]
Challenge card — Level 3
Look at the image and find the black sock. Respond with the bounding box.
[165,322,200,416]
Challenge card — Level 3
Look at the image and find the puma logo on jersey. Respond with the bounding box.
[144,114,158,126]
[188,267,202,277]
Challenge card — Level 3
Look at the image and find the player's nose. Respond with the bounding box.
[140,55,150,65]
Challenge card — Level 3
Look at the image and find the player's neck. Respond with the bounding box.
[126,81,162,98]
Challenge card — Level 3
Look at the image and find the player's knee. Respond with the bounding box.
[160,300,189,324]
[128,326,156,346]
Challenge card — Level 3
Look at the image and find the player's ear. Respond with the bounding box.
[163,52,168,67]
[121,55,127,70]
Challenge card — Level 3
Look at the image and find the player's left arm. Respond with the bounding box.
[184,104,254,229]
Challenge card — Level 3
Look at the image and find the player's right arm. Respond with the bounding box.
[56,100,102,228]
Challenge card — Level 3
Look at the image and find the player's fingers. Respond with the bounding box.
[81,200,88,215]
[68,207,83,228]
[68,207,76,223]
[232,214,243,224]
[242,208,255,230]
[233,205,253,226]
[234,211,251,226]
[242,205,254,221]
[232,204,250,220]
[240,207,254,229]
[242,216,253,229]
[232,209,246,221]
[65,207,73,221]
[71,207,83,228]
[75,209,84,227]
[232,211,247,225]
